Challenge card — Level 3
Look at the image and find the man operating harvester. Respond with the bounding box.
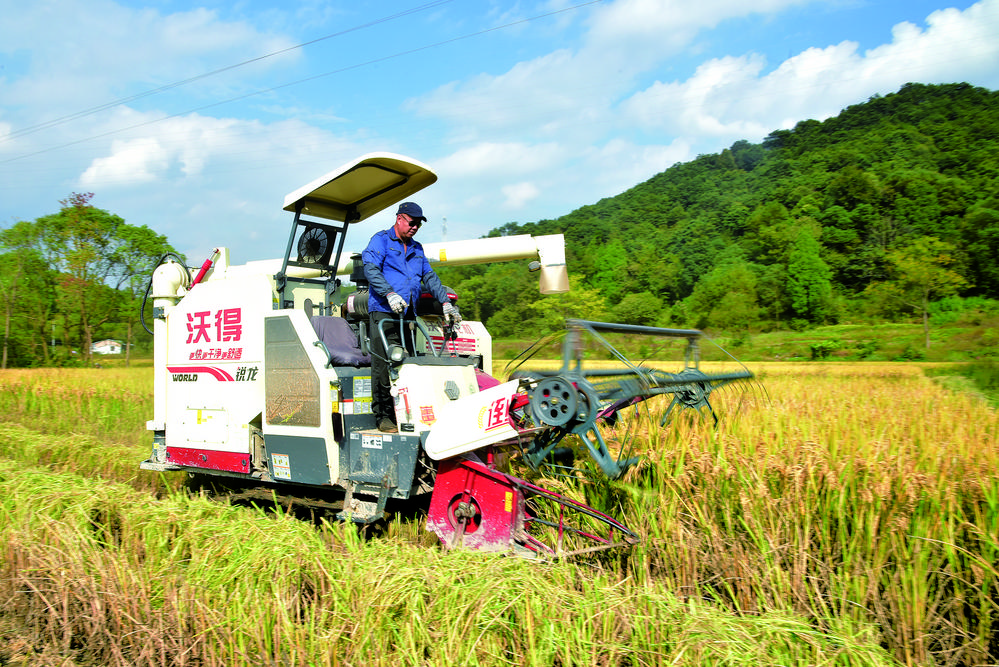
[362,201,460,433]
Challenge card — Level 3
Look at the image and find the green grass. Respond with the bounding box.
[922,359,999,407]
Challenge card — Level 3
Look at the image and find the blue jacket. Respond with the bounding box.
[362,227,449,314]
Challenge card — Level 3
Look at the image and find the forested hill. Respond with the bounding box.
[440,82,999,336]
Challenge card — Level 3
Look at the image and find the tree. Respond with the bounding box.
[0,222,48,368]
[35,193,175,364]
[686,260,760,331]
[590,238,629,302]
[451,82,998,337]
[449,262,538,333]
[866,236,968,348]
[787,228,833,323]
[609,291,663,326]
[963,207,999,295]
[730,140,766,171]
[826,166,879,210]
[524,285,608,332]
[756,263,788,328]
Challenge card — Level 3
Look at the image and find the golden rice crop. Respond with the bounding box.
[1,362,996,666]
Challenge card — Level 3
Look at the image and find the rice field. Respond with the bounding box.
[0,363,996,666]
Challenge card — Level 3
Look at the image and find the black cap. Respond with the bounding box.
[396,201,426,222]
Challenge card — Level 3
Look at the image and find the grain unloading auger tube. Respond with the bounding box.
[422,319,754,554]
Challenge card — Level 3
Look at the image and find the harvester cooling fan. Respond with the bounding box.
[297,225,331,265]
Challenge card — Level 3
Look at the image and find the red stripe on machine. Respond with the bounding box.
[165,446,250,473]
[167,365,235,381]
[428,337,478,352]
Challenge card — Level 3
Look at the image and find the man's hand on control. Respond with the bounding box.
[442,301,461,326]
[387,292,406,313]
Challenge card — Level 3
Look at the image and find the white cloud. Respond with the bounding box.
[62,108,368,261]
[621,54,773,138]
[437,142,562,177]
[501,182,541,209]
[79,137,169,186]
[76,113,240,188]
[74,110,362,188]
[585,0,815,58]
[859,1,999,88]
[620,0,999,147]
[410,0,824,149]
[0,0,299,113]
[408,49,601,141]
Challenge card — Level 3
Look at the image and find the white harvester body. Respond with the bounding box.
[142,153,568,523]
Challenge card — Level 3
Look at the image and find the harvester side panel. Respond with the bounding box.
[262,312,341,487]
[423,380,523,460]
[344,430,421,499]
[263,435,330,485]
[163,274,271,466]
[394,359,479,434]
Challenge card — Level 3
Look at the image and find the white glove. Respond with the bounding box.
[442,301,461,325]
[387,292,406,314]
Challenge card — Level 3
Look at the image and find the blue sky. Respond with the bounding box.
[2,0,997,265]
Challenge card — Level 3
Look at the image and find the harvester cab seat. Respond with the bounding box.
[305,299,370,367]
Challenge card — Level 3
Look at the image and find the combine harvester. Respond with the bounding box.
[141,153,752,557]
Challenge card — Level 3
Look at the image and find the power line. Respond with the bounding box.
[0,0,455,143]
[1,0,604,166]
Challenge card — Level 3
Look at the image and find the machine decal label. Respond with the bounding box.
[350,377,373,413]
[185,308,244,360]
[362,435,383,449]
[504,492,513,513]
[189,347,243,361]
[167,365,259,382]
[186,308,243,344]
[271,453,291,479]
[352,377,372,397]
[233,366,259,382]
[478,397,508,432]
[426,323,478,355]
[420,405,436,424]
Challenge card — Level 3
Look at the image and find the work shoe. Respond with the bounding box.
[377,418,398,433]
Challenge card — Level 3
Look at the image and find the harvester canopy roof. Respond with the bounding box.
[282,152,438,223]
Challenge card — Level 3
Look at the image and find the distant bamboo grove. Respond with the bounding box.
[0,364,996,666]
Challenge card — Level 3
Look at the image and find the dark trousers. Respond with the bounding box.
[369,311,402,423]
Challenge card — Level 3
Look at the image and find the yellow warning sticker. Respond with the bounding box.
[504,491,512,513]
